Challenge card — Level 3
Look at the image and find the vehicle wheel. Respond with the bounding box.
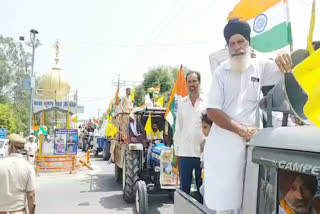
[103,142,111,161]
[168,190,175,201]
[135,180,148,214]
[123,149,140,203]
[115,164,122,182]
[84,143,88,152]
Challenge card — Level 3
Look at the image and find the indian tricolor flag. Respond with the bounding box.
[165,65,188,132]
[228,0,292,52]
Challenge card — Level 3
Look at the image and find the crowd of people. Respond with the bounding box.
[1,16,320,214]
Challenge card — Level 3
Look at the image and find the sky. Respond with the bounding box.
[1,0,319,120]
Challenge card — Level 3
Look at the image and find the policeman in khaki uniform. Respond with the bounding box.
[0,134,36,214]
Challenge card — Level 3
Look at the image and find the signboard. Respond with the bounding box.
[159,149,178,187]
[77,105,85,113]
[33,99,77,114]
[252,147,320,176]
[54,129,78,155]
[0,129,7,139]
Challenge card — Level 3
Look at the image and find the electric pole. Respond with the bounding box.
[21,29,40,135]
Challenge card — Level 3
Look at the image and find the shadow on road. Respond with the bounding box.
[80,174,121,193]
[99,194,134,212]
[148,195,174,214]
[98,194,173,214]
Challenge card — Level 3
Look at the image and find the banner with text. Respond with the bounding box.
[54,129,78,155]
[33,99,77,114]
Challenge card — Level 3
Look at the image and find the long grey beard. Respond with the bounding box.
[230,52,250,74]
[285,197,312,214]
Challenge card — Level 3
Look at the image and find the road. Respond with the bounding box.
[35,152,174,214]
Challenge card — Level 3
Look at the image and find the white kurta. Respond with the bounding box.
[204,58,282,210]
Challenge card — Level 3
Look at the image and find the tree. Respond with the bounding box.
[133,66,179,107]
[0,35,32,134]
[0,103,18,134]
[133,85,146,107]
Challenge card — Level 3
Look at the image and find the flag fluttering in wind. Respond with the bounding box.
[132,104,147,113]
[154,85,161,96]
[71,116,78,123]
[105,122,118,138]
[93,118,100,125]
[131,88,135,102]
[165,65,188,131]
[307,0,316,55]
[165,65,188,167]
[106,99,114,121]
[144,113,152,137]
[293,49,320,129]
[228,0,292,52]
[115,87,120,106]
[156,96,164,107]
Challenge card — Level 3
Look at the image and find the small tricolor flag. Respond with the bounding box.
[165,65,188,131]
[228,0,292,52]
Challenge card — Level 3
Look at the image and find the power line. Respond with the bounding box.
[37,39,221,49]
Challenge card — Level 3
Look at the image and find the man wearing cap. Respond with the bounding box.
[205,18,292,212]
[25,135,38,164]
[0,134,36,214]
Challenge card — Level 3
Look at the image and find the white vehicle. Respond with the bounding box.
[174,126,320,214]
[0,139,9,158]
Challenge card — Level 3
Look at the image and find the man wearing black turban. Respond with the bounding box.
[204,18,293,212]
[224,18,251,45]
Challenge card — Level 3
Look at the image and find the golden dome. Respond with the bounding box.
[38,41,70,100]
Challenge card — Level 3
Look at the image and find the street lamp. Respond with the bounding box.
[21,29,41,135]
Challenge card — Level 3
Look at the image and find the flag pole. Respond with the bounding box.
[286,0,294,52]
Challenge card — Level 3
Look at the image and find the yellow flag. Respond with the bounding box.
[293,49,320,128]
[106,115,112,121]
[144,113,152,136]
[307,0,316,55]
[156,96,164,107]
[106,122,118,138]
[131,88,135,102]
[71,116,78,123]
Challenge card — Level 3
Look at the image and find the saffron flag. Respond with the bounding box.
[165,65,188,167]
[293,49,320,129]
[106,98,114,121]
[93,118,99,125]
[154,85,161,95]
[165,65,188,131]
[115,87,120,106]
[228,0,292,52]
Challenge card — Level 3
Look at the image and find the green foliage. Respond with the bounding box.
[0,35,32,135]
[133,66,179,107]
[0,103,18,134]
[133,85,146,107]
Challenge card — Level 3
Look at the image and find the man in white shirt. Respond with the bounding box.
[25,135,38,164]
[205,18,292,213]
[174,71,206,195]
[0,133,36,214]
